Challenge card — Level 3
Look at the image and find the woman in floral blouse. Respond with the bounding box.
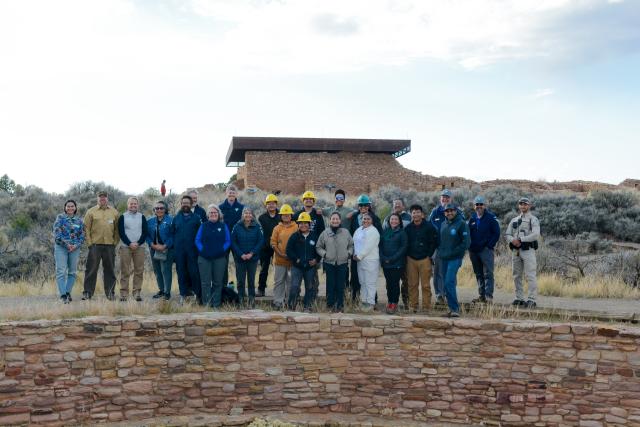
[53,200,85,303]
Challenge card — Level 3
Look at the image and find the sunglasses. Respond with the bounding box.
[358,204,370,208]
[475,203,484,207]
[154,207,165,211]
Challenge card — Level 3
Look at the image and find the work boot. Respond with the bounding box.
[512,299,525,306]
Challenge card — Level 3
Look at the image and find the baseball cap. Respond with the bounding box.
[97,191,108,197]
[441,189,452,197]
[444,203,457,211]
[518,197,531,205]
[474,196,486,205]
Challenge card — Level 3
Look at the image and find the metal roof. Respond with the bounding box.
[226,136,411,166]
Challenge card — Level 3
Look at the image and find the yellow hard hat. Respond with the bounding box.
[296,212,312,223]
[264,194,279,205]
[301,190,316,201]
[279,204,294,215]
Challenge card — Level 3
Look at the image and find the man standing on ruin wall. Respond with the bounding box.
[257,194,280,297]
[505,197,540,308]
[219,185,244,286]
[429,189,465,307]
[82,191,120,300]
[468,196,501,305]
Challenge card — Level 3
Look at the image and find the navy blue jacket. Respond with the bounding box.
[195,220,231,260]
[429,205,466,231]
[468,210,501,253]
[193,204,207,223]
[219,199,244,233]
[171,211,202,254]
[286,230,321,270]
[231,219,264,263]
[146,214,173,248]
[379,226,408,269]
[405,220,439,260]
[438,214,471,260]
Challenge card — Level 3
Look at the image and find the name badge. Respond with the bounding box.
[108,219,114,224]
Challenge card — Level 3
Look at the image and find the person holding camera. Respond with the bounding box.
[505,197,540,308]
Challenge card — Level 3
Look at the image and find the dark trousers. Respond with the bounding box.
[258,247,273,291]
[175,249,201,301]
[198,255,226,308]
[151,248,174,296]
[349,258,360,302]
[289,266,315,310]
[222,249,231,286]
[400,269,409,307]
[83,244,116,298]
[235,259,258,303]
[383,267,403,305]
[324,262,347,311]
[469,248,495,299]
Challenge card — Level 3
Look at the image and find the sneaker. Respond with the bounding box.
[107,293,116,301]
[435,296,446,306]
[179,296,186,305]
[135,295,142,302]
[303,307,312,313]
[512,299,525,306]
[256,289,265,298]
[525,300,537,309]
[152,291,164,299]
[120,296,127,302]
[485,297,493,305]
[449,311,460,318]
[61,294,69,304]
[81,292,91,301]
[386,303,398,315]
[66,293,73,302]
[163,294,171,301]
[472,296,486,304]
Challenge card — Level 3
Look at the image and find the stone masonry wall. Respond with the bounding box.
[237,151,476,195]
[1,313,639,426]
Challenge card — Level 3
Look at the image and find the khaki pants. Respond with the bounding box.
[406,257,432,310]
[273,265,291,307]
[119,246,145,297]
[512,249,537,302]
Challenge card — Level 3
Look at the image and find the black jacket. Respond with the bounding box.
[258,211,280,250]
[379,226,408,268]
[294,209,326,237]
[349,211,383,236]
[286,230,321,270]
[405,220,439,260]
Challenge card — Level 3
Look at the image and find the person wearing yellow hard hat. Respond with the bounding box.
[285,211,321,312]
[270,203,296,309]
[257,194,280,297]
[294,190,326,303]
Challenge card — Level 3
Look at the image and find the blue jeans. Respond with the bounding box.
[441,257,463,313]
[469,248,495,299]
[289,266,316,310]
[235,259,258,303]
[324,263,347,311]
[54,244,80,297]
[151,248,174,296]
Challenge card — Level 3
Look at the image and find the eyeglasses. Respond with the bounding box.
[475,203,484,207]
[154,207,165,211]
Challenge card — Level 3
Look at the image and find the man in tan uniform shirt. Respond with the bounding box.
[82,191,120,300]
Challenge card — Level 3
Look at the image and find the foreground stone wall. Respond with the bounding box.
[1,313,639,426]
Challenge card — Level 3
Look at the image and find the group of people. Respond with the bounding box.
[53,186,540,316]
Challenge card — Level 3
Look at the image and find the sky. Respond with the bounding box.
[1,0,639,195]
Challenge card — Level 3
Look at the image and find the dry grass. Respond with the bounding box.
[456,261,640,300]
[1,258,638,322]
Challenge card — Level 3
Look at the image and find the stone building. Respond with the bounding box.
[226,136,472,195]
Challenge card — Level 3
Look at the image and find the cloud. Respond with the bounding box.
[533,88,555,98]
[312,13,359,36]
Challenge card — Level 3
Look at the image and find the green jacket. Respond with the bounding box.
[438,214,470,260]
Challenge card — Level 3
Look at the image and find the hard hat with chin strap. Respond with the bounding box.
[296,212,312,223]
[279,204,294,215]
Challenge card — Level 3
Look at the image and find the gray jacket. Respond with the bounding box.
[316,228,354,266]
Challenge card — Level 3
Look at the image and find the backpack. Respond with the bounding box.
[221,286,240,305]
